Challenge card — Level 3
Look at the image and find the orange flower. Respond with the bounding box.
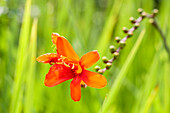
[36,33,107,101]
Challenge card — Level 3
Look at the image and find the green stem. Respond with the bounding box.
[152,19,170,60]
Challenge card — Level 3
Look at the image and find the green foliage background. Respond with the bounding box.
[0,0,170,113]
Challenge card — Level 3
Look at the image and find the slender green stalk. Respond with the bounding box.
[96,0,123,56]
[164,61,170,113]
[150,19,170,60]
[132,50,160,113]
[140,85,159,113]
[24,18,38,113]
[10,0,31,112]
[100,29,146,113]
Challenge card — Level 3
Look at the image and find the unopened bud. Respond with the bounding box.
[109,45,116,53]
[153,9,158,15]
[102,56,108,63]
[129,17,136,23]
[128,32,133,37]
[95,65,101,71]
[115,36,121,43]
[113,52,119,58]
[141,12,147,17]
[149,19,154,24]
[137,8,143,14]
[106,63,112,69]
[98,69,103,74]
[122,27,128,33]
[134,23,140,28]
[119,40,126,48]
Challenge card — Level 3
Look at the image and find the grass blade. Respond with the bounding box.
[140,85,159,113]
[10,0,32,112]
[164,60,170,113]
[24,18,38,113]
[95,0,123,56]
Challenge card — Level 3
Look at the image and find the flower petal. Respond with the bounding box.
[79,50,100,68]
[51,33,60,45]
[81,70,107,88]
[44,64,74,87]
[70,76,81,101]
[57,36,79,61]
[36,53,59,64]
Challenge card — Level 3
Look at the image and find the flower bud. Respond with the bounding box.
[149,19,154,24]
[134,23,140,28]
[113,52,119,58]
[115,36,121,43]
[102,56,108,63]
[141,12,147,17]
[119,40,126,48]
[128,32,133,37]
[109,45,116,53]
[129,17,136,23]
[98,69,103,74]
[94,65,101,71]
[106,63,112,69]
[153,9,158,15]
[122,27,128,33]
[137,8,143,14]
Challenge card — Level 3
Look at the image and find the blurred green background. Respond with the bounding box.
[0,0,170,113]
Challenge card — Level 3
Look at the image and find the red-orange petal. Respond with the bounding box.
[36,53,59,64]
[57,36,79,61]
[70,76,81,101]
[44,64,74,87]
[81,70,107,88]
[79,50,100,68]
[51,33,60,45]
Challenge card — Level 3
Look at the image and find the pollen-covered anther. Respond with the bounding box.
[71,64,75,69]
[58,58,63,62]
[64,63,70,67]
[56,62,63,65]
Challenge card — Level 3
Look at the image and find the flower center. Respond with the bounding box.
[56,55,82,74]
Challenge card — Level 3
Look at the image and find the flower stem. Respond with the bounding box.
[150,19,170,60]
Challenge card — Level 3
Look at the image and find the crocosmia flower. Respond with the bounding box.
[36,33,107,101]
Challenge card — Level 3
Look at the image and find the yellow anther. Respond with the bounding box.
[71,64,75,69]
[56,62,63,65]
[64,63,70,67]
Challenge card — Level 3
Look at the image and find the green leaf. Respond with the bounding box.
[10,0,32,112]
